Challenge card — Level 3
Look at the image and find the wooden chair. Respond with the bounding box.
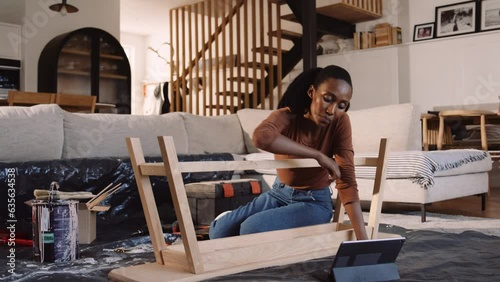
[7,90,56,106]
[55,93,96,113]
[108,136,399,282]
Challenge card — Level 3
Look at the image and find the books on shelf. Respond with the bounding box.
[353,22,402,50]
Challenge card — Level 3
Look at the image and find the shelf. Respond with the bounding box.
[58,69,90,76]
[100,53,125,60]
[316,2,382,23]
[61,48,91,56]
[100,73,128,80]
[282,1,382,24]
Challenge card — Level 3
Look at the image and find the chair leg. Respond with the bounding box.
[481,193,486,211]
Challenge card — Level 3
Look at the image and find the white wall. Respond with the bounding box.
[120,32,147,115]
[298,0,500,113]
[19,0,120,91]
[318,47,400,111]
[408,32,500,112]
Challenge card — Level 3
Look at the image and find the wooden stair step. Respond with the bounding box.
[252,46,287,56]
[214,91,247,97]
[268,0,287,5]
[269,30,302,41]
[205,104,239,114]
[227,76,261,84]
[243,61,273,70]
[282,3,382,25]
[281,13,298,23]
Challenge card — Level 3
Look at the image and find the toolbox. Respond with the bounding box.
[184,179,261,226]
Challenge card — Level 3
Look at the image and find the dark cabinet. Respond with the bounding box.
[38,27,131,114]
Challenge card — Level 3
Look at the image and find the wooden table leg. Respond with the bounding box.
[437,116,444,150]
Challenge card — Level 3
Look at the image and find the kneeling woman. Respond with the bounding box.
[209,65,368,241]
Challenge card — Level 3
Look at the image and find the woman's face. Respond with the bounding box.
[305,77,352,127]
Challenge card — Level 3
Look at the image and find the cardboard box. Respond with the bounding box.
[77,185,117,244]
[78,203,97,244]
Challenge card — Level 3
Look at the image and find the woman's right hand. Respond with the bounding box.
[316,153,341,181]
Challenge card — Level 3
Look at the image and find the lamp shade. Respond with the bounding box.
[49,0,79,14]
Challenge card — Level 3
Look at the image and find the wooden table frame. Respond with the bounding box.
[108,136,398,282]
[437,110,497,151]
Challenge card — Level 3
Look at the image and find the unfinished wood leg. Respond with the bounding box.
[367,138,389,238]
[158,136,204,274]
[126,138,168,265]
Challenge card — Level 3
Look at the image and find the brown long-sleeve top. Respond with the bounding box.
[253,107,359,205]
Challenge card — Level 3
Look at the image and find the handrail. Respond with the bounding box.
[170,0,283,115]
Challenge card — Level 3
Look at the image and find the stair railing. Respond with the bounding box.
[170,0,283,116]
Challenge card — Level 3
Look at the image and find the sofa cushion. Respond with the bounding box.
[0,104,64,162]
[236,108,273,153]
[62,112,188,158]
[348,103,422,153]
[182,113,246,154]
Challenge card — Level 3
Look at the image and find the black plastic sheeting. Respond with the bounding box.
[0,154,234,239]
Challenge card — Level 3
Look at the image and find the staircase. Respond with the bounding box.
[169,0,382,116]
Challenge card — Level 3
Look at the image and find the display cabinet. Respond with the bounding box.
[38,27,131,114]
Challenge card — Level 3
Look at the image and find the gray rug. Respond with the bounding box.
[370,211,500,237]
[2,212,500,281]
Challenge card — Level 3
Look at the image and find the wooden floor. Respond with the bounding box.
[381,159,500,219]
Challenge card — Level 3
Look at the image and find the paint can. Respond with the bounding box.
[32,182,79,263]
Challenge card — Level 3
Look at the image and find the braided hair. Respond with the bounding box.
[277,65,353,114]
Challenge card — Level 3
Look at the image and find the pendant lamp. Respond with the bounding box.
[49,0,79,16]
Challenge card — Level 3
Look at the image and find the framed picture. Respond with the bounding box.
[480,0,500,31]
[435,1,478,38]
[413,22,435,41]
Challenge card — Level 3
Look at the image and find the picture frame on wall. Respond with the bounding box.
[413,22,435,41]
[435,1,477,38]
[480,0,500,31]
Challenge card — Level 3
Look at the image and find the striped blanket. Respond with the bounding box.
[355,149,490,188]
[245,149,490,189]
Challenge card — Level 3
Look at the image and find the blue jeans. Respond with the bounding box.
[209,177,334,239]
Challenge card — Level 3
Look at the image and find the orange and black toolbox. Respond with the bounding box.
[184,179,261,226]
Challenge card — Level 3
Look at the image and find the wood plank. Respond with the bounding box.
[315,2,382,23]
[268,29,302,41]
[367,138,389,238]
[126,138,168,265]
[158,136,204,274]
[138,157,378,176]
[109,232,401,282]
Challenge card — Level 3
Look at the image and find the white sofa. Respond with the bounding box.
[0,103,492,222]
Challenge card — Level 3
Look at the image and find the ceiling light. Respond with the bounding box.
[49,0,79,16]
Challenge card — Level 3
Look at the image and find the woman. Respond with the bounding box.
[209,65,368,241]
